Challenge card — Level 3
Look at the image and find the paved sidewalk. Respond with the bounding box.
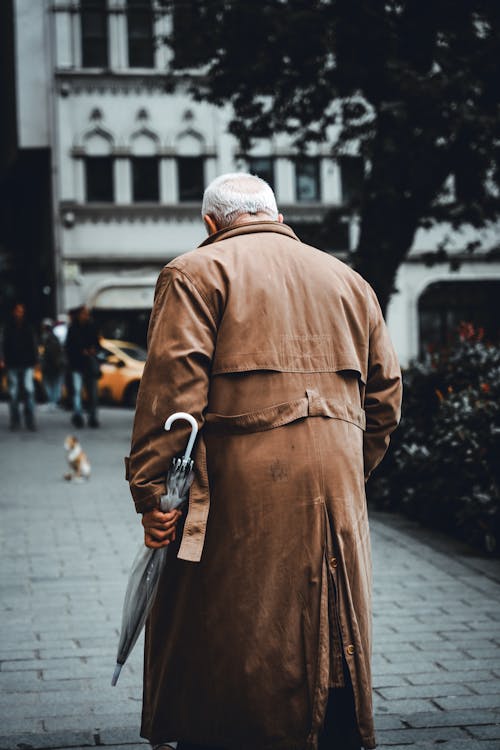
[0,404,499,750]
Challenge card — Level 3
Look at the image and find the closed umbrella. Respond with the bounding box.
[111,412,198,686]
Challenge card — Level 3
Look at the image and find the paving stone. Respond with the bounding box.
[373,675,412,688]
[406,669,497,685]
[467,723,500,739]
[42,714,140,733]
[433,693,500,711]
[374,631,452,644]
[374,696,440,715]
[467,680,500,695]
[91,726,147,745]
[376,725,469,744]
[0,650,38,661]
[406,708,500,727]
[437,657,500,672]
[374,714,407,730]
[373,660,443,675]
[0,718,44,736]
[0,657,85,672]
[376,683,474,700]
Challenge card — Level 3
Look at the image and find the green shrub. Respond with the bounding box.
[368,324,500,554]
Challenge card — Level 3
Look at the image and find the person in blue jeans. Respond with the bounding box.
[65,305,101,428]
[2,302,38,431]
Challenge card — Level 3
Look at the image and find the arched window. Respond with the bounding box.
[176,130,206,202]
[418,279,500,354]
[131,130,159,202]
[83,130,114,202]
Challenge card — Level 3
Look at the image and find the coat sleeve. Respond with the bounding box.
[363,285,402,481]
[127,265,218,514]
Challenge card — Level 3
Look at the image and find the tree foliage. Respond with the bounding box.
[160,0,500,312]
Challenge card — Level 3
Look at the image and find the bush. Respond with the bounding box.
[368,324,500,554]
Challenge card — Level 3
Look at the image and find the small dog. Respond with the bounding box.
[64,435,91,482]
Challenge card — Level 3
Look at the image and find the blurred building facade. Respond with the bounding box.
[4,0,500,364]
[0,0,56,323]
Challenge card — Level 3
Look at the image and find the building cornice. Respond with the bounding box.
[63,255,172,266]
[60,202,202,224]
[59,202,335,225]
[55,70,197,96]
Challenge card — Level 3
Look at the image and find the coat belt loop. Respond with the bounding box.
[306,388,323,417]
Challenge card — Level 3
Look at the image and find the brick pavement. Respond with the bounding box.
[0,403,499,749]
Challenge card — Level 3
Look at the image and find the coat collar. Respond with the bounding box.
[198,221,299,248]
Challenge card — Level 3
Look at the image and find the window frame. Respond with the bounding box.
[246,156,275,191]
[418,280,500,355]
[295,157,321,203]
[84,155,114,203]
[80,0,109,69]
[131,155,160,203]
[177,156,205,203]
[126,0,155,69]
[339,155,364,205]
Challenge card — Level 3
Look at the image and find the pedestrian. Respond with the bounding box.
[40,318,65,410]
[65,305,101,428]
[127,173,402,750]
[1,302,38,431]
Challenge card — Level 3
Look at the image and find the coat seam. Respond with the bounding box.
[168,265,218,328]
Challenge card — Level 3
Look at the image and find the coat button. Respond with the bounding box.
[346,644,355,656]
[330,557,338,568]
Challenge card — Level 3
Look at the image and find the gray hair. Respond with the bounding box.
[201,172,279,227]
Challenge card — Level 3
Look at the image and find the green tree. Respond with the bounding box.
[161,0,500,313]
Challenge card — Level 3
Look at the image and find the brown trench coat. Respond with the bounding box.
[127,222,402,750]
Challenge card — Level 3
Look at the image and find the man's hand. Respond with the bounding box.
[142,508,182,549]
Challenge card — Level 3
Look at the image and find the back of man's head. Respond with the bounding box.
[202,172,279,228]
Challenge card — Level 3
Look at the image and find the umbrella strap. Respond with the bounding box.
[177,434,209,563]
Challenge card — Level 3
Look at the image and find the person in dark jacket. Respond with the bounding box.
[65,305,101,428]
[2,302,38,430]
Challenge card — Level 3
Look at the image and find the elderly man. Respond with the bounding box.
[127,173,402,750]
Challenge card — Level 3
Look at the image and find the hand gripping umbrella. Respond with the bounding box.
[111,412,198,686]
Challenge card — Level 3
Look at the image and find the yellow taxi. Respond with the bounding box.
[97,339,146,406]
[1,338,146,407]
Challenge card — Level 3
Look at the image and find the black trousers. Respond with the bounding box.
[177,683,361,750]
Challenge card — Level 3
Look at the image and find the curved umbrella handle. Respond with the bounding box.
[164,411,198,461]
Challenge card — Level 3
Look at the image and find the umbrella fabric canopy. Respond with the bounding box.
[112,412,197,686]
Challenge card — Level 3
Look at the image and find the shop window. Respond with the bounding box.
[126,0,155,68]
[247,157,275,190]
[340,156,364,205]
[295,158,321,202]
[81,0,109,68]
[418,280,500,355]
[132,157,159,202]
[85,156,114,202]
[177,157,204,202]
